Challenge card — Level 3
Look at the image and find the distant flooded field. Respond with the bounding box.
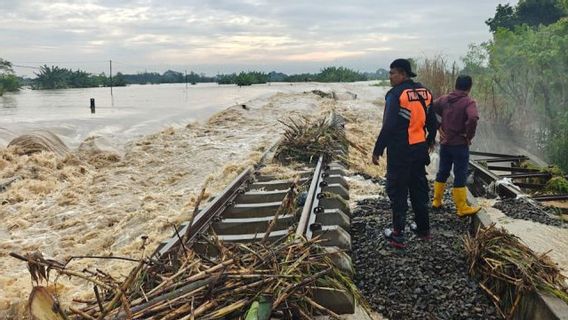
[0,82,350,148]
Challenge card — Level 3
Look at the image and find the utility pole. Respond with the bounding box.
[185,70,188,88]
[109,59,113,97]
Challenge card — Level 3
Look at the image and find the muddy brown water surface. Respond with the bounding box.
[0,83,388,318]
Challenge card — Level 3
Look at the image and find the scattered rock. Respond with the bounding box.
[333,91,358,101]
[311,90,334,99]
[493,197,565,227]
[351,189,499,319]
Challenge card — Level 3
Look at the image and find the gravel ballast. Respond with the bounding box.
[351,188,499,319]
[493,197,565,227]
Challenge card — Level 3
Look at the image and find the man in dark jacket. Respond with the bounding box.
[372,59,437,249]
[431,75,480,217]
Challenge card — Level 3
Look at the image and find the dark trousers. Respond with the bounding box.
[435,144,469,187]
[385,145,430,235]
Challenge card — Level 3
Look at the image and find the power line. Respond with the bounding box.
[12,64,41,70]
[12,60,108,64]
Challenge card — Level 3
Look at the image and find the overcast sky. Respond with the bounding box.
[1,0,515,76]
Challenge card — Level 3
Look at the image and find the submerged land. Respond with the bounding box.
[1,82,567,319]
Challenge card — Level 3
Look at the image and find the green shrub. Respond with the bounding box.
[545,176,568,193]
[0,74,20,94]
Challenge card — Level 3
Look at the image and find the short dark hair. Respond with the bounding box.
[455,75,473,91]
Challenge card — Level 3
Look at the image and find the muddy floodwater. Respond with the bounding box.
[0,82,351,148]
[2,81,566,319]
[0,82,385,318]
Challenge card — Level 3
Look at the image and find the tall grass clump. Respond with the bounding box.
[416,55,459,98]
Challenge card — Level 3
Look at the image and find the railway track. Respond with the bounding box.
[468,150,568,228]
[148,154,354,313]
[469,150,568,202]
[132,113,356,316]
[9,112,359,319]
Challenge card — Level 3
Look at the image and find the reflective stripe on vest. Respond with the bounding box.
[398,88,432,145]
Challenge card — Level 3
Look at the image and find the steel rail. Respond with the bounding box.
[295,155,324,238]
[469,153,568,202]
[469,158,523,199]
[470,151,526,158]
[152,167,253,259]
[486,165,541,173]
[151,139,282,259]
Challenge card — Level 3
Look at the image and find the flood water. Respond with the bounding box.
[1,81,373,315]
[0,82,328,148]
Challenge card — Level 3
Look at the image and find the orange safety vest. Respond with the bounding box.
[398,88,432,145]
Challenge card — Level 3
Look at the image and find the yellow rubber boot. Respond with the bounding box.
[432,181,445,209]
[452,187,481,217]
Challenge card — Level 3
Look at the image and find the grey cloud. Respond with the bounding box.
[1,0,516,76]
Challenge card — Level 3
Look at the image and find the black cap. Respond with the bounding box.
[390,58,417,78]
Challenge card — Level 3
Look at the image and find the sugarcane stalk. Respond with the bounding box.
[97,258,145,319]
[262,182,296,244]
[132,286,207,319]
[120,294,133,320]
[171,300,217,320]
[146,259,197,296]
[124,279,211,318]
[201,298,249,319]
[69,307,97,320]
[9,252,114,291]
[272,267,332,309]
[182,181,209,246]
[93,285,104,313]
[130,259,235,306]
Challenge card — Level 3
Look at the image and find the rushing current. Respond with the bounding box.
[0,82,331,148]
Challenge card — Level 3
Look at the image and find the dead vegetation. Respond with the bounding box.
[274,115,347,164]
[416,55,459,99]
[464,224,568,318]
[14,237,361,319]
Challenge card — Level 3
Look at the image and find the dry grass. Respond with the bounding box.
[344,120,386,178]
[335,100,386,178]
[258,161,307,181]
[275,115,348,164]
[416,55,459,99]
[464,224,568,318]
[14,207,366,319]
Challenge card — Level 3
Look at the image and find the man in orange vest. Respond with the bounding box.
[431,75,480,217]
[372,58,437,249]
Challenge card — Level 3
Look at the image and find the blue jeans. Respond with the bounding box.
[435,144,469,187]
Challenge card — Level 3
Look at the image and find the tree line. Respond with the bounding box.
[0,60,389,92]
[30,65,128,89]
[0,58,20,96]
[463,0,568,170]
[412,0,568,171]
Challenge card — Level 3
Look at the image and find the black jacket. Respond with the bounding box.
[373,80,437,164]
